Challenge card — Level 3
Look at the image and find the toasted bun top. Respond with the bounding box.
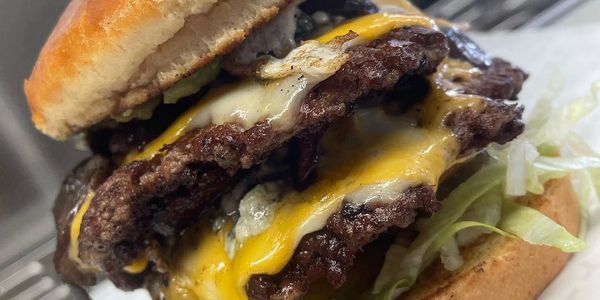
[25,0,290,140]
[402,178,580,300]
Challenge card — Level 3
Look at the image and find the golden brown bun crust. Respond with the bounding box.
[25,0,290,140]
[401,178,580,300]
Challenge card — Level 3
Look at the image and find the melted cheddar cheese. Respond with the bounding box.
[69,190,149,273]
[68,192,97,272]
[317,13,435,44]
[163,80,484,299]
[123,255,150,274]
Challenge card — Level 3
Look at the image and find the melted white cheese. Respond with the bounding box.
[187,73,317,131]
[233,183,282,246]
[345,180,416,206]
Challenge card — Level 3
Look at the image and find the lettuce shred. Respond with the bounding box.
[113,59,222,122]
[163,59,222,104]
[372,82,600,299]
[112,97,162,122]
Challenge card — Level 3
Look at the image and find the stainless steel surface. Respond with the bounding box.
[423,0,587,30]
[0,0,590,299]
[0,240,86,300]
[0,1,87,299]
[522,0,591,28]
[0,0,82,271]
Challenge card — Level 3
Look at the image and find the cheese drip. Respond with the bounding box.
[68,192,98,272]
[163,79,484,300]
[69,191,148,274]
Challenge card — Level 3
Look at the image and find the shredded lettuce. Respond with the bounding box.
[590,168,600,200]
[440,189,503,270]
[499,199,585,252]
[573,170,596,238]
[566,134,600,203]
[522,81,599,147]
[455,185,502,246]
[164,59,222,104]
[439,237,462,271]
[112,97,162,122]
[372,165,505,298]
[488,81,600,197]
[372,81,600,299]
[113,60,222,122]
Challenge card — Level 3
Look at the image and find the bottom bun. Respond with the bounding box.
[402,178,580,300]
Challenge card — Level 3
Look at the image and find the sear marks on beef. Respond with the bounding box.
[442,57,526,155]
[247,185,438,300]
[444,56,527,155]
[149,167,235,238]
[460,58,528,101]
[447,100,524,155]
[77,27,450,276]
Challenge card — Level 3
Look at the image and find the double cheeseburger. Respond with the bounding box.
[25,0,579,299]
